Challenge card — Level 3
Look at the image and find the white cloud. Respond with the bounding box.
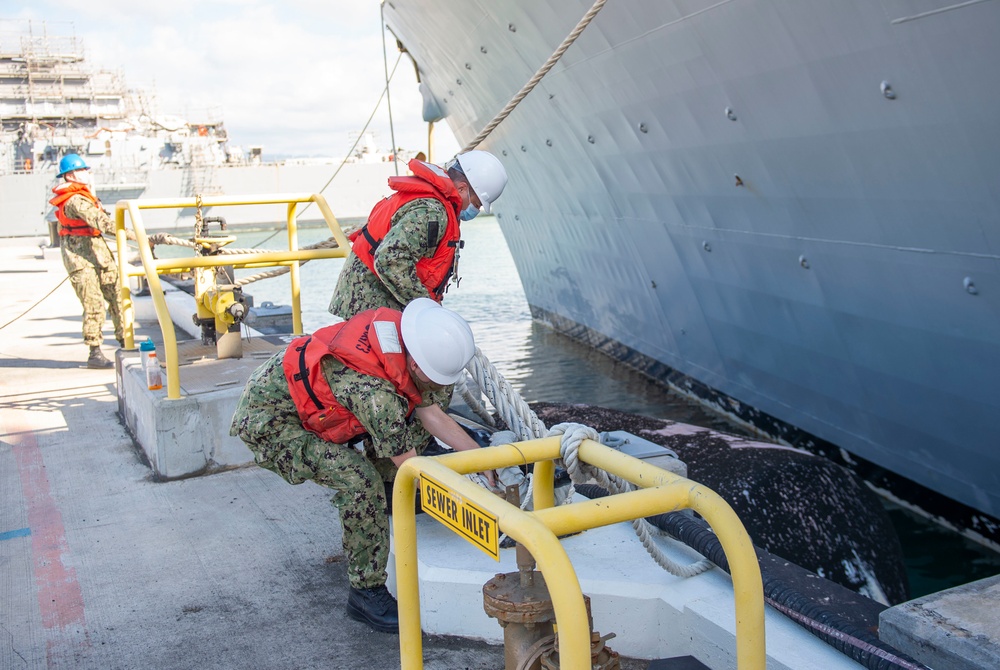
[5,2,459,159]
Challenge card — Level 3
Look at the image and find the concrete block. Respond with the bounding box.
[116,352,253,480]
[880,574,1000,670]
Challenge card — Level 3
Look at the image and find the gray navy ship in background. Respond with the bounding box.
[382,0,1000,547]
[0,20,400,238]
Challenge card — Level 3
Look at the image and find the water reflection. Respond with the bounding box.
[231,220,738,430]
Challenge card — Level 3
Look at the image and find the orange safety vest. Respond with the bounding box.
[49,182,102,237]
[282,308,423,444]
[349,159,464,301]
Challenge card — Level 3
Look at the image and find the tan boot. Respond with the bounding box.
[87,346,114,369]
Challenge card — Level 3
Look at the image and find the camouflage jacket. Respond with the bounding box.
[59,194,117,275]
[328,197,450,319]
[230,349,451,473]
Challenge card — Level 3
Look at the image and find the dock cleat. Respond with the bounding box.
[346,584,399,633]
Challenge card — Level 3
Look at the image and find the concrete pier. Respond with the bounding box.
[880,574,1000,670]
[115,335,279,479]
[0,239,509,670]
[5,238,999,669]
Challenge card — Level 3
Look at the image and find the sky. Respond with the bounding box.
[3,0,460,160]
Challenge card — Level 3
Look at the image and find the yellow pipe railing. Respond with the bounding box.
[394,436,766,669]
[114,193,351,399]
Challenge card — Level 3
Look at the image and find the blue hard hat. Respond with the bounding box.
[57,154,89,177]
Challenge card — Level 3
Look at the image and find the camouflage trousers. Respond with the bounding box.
[68,264,123,347]
[247,424,402,590]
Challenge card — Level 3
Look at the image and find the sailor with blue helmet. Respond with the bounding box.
[48,153,124,368]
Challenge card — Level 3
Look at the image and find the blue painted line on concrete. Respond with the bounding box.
[0,527,31,541]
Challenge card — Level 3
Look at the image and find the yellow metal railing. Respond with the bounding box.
[393,437,766,669]
[114,193,351,399]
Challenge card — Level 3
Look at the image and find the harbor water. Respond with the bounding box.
[224,216,1000,599]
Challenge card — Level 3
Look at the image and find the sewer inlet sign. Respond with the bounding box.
[419,472,500,560]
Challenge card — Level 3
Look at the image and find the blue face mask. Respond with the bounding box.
[459,203,480,221]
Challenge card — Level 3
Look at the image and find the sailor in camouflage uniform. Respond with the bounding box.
[328,150,507,320]
[49,154,124,369]
[230,298,492,634]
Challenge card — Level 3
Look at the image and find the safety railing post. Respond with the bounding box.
[112,193,351,399]
[285,201,304,335]
[393,468,422,670]
[114,208,135,350]
[119,199,182,398]
[393,438,766,669]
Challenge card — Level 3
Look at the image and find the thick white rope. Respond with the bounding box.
[230,237,344,287]
[465,347,545,440]
[461,0,609,152]
[463,350,713,578]
[143,233,345,287]
[464,349,568,522]
[457,376,496,427]
[549,422,715,578]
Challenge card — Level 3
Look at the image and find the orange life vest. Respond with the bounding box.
[49,182,102,237]
[349,159,464,301]
[282,308,423,444]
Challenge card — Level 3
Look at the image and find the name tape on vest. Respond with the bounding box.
[373,320,402,354]
[419,473,499,561]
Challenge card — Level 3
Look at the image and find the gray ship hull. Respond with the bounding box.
[384,0,1000,542]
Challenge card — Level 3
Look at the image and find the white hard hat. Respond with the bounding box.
[455,150,507,214]
[401,298,476,385]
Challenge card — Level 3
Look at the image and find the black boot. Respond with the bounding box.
[346,584,399,633]
[87,346,114,369]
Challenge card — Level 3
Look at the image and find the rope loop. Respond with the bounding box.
[543,425,715,578]
[548,422,600,483]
